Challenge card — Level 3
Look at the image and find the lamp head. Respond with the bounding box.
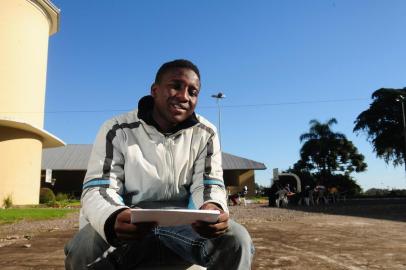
[396,95,405,102]
[211,92,226,99]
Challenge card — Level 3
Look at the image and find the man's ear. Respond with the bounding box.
[151,83,158,97]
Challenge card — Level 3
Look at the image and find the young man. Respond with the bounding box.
[64,59,254,269]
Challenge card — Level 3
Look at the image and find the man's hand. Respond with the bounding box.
[114,209,157,242]
[192,203,229,238]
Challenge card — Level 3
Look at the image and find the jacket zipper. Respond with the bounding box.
[168,138,175,196]
[164,137,174,198]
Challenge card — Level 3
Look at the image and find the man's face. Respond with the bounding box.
[151,67,200,131]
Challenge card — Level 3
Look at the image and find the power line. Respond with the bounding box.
[0,97,369,114]
[217,97,368,109]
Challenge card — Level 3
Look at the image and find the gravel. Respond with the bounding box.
[0,211,79,247]
[230,203,314,224]
[0,203,315,239]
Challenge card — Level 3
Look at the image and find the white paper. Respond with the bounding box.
[130,208,220,226]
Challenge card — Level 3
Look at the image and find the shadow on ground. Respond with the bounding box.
[265,197,406,222]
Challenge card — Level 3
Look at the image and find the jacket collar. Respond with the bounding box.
[137,95,199,135]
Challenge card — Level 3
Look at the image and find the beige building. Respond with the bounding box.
[0,0,64,205]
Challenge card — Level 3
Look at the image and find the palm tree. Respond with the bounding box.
[300,118,344,141]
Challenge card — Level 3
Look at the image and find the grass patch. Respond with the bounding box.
[47,199,81,208]
[0,208,78,225]
[248,196,269,204]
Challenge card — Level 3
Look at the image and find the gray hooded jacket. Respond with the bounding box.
[79,96,228,242]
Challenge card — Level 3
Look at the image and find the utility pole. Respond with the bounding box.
[396,95,406,173]
[211,92,225,148]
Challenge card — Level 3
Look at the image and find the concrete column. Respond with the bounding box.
[0,127,43,205]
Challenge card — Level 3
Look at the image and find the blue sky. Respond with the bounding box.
[45,0,406,190]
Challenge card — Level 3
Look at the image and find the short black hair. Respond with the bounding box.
[154,59,200,84]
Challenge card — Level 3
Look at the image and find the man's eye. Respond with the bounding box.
[172,83,181,90]
[189,89,199,97]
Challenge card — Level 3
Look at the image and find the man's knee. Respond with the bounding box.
[218,220,254,258]
[215,220,255,257]
[65,224,110,270]
[204,220,254,269]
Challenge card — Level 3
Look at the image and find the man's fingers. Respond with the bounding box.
[192,208,229,238]
[114,209,158,242]
[192,220,229,238]
[116,209,132,223]
[115,222,137,234]
[217,212,229,223]
[115,221,157,241]
[192,226,227,238]
[194,219,229,231]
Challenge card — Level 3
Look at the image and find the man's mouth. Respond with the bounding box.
[171,103,189,111]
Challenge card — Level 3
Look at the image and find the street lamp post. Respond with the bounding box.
[211,92,225,148]
[396,95,406,172]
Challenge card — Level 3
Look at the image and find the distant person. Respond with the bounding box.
[243,185,248,195]
[229,193,240,206]
[239,185,248,206]
[227,187,239,206]
[275,188,289,208]
[315,184,328,205]
[64,59,254,269]
[298,185,314,206]
[284,183,291,193]
[328,186,338,204]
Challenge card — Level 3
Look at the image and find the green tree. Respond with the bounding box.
[298,118,367,181]
[354,87,406,167]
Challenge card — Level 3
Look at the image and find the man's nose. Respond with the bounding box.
[176,88,190,101]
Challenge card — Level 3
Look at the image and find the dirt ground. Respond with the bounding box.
[0,198,406,270]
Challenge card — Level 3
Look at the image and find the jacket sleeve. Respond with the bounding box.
[189,126,229,212]
[80,119,128,242]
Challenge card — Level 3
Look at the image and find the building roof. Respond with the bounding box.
[41,144,267,171]
[221,152,266,170]
[42,144,93,170]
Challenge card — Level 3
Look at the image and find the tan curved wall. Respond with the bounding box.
[0,127,43,205]
[0,0,58,205]
[0,0,50,128]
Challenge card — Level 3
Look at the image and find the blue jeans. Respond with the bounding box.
[64,220,254,270]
